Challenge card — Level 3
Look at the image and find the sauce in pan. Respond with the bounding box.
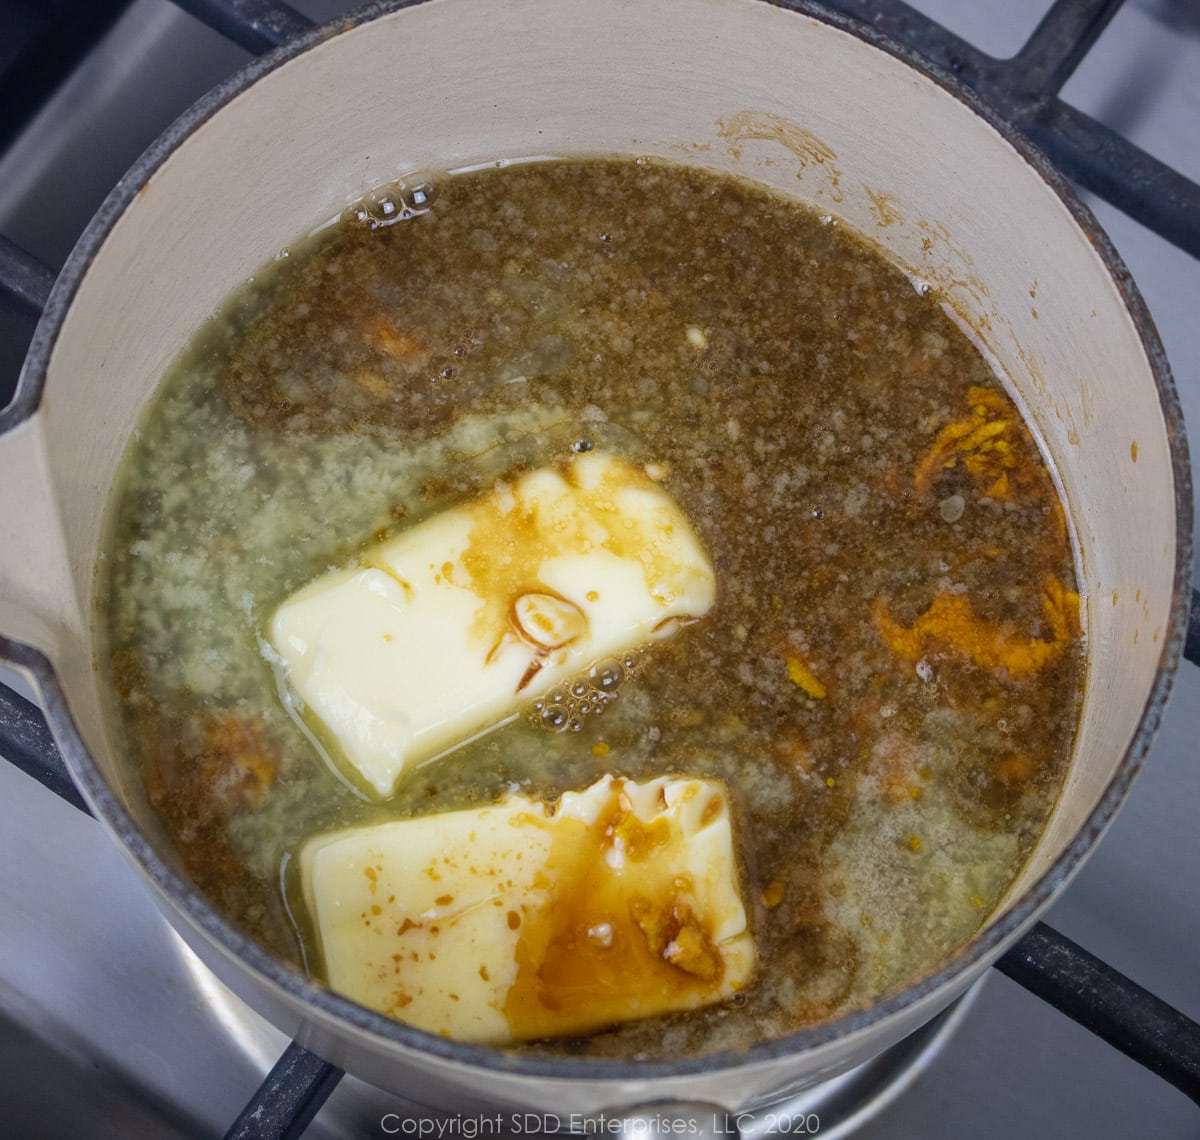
[99,157,1082,1057]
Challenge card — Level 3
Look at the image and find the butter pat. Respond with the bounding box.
[300,774,755,1043]
[270,453,715,796]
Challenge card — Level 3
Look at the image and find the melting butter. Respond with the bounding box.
[299,774,755,1043]
[270,453,716,796]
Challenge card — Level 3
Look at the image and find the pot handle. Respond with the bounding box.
[0,230,83,647]
[0,408,79,654]
[0,236,91,805]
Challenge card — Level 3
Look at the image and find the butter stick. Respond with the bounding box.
[300,774,755,1043]
[270,453,715,796]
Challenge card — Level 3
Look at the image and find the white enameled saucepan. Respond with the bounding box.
[0,0,1189,1121]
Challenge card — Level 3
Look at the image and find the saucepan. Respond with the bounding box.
[0,0,1189,1120]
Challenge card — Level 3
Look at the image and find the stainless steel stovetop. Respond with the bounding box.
[0,1,1197,1136]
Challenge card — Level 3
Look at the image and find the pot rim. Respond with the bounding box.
[5,0,1192,1087]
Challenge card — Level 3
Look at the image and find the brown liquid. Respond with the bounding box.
[98,156,1083,1059]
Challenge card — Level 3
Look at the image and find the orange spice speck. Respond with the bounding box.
[760,881,785,909]
[786,655,826,699]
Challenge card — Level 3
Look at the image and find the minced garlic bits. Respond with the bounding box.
[270,453,715,797]
[300,774,755,1044]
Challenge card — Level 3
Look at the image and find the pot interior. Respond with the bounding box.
[6,0,1185,1105]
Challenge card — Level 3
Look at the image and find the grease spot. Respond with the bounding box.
[718,111,843,201]
[1080,383,1095,428]
[862,184,903,227]
[1131,440,1139,463]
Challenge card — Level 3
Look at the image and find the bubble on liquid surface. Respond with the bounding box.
[590,658,626,692]
[529,652,649,731]
[404,182,439,210]
[347,177,439,229]
[939,494,965,523]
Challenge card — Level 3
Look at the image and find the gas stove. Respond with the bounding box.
[0,2,1197,1137]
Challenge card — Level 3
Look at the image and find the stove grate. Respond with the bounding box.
[829,0,1200,257]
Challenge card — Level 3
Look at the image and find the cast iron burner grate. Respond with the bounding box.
[0,1,1198,1136]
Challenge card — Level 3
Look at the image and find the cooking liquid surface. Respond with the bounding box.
[99,157,1083,1059]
